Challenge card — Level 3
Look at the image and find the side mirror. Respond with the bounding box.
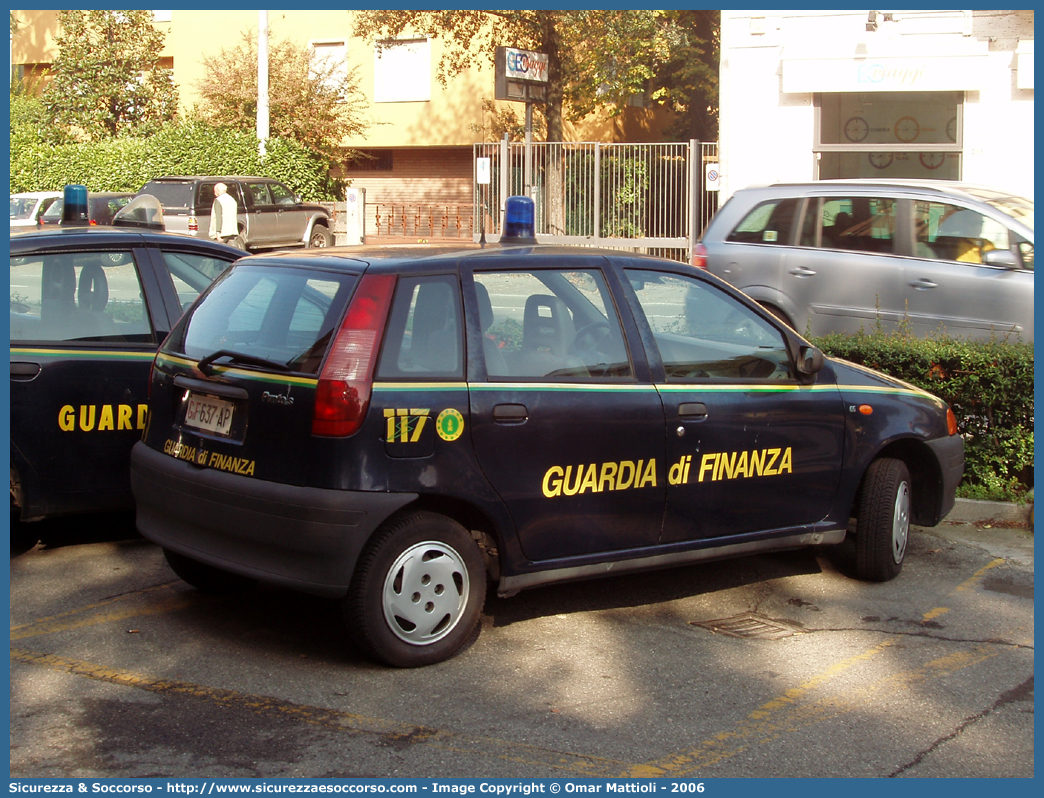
[796,345,824,376]
[983,249,1020,270]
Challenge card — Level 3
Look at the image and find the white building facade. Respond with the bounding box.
[717,10,1034,201]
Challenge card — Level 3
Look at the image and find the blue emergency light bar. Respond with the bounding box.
[502,195,537,243]
[62,184,90,225]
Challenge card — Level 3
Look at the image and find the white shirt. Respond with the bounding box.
[209,192,238,239]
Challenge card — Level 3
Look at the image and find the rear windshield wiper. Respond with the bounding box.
[197,349,291,376]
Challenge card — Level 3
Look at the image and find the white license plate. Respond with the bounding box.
[183,392,235,436]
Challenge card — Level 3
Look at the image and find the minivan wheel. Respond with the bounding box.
[854,458,911,582]
[308,225,333,248]
[164,549,255,594]
[346,512,486,668]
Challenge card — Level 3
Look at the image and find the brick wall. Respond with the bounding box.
[334,147,476,238]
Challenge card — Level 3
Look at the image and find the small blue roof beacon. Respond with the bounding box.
[502,195,537,244]
[62,184,90,225]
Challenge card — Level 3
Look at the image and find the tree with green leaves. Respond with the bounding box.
[43,10,178,140]
[194,30,367,160]
[352,9,718,142]
[650,10,720,142]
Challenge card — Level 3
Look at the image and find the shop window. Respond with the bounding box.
[816,91,962,180]
[725,198,798,246]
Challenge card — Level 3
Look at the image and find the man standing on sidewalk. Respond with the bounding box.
[209,182,241,248]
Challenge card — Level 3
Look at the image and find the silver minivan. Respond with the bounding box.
[696,180,1034,342]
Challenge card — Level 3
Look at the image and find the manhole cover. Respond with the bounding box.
[691,613,804,639]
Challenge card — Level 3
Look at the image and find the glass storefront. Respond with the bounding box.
[815,91,963,180]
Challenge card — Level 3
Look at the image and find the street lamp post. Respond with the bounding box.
[257,10,270,159]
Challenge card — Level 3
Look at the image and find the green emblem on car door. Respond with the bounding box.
[435,408,464,442]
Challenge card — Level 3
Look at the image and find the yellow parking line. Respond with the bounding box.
[920,557,1006,624]
[10,647,629,777]
[954,558,1006,592]
[630,642,999,777]
[10,583,194,641]
[11,557,1015,776]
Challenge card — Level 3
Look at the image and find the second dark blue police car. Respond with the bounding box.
[10,186,244,523]
[131,197,964,667]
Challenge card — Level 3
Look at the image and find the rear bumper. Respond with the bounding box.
[927,433,964,524]
[130,442,416,597]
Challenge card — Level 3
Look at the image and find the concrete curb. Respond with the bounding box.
[946,497,1033,527]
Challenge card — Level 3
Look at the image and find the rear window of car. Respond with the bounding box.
[40,201,63,222]
[726,198,799,245]
[140,182,194,211]
[164,264,356,375]
[11,197,39,220]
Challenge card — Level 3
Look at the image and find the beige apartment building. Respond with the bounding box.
[11,9,672,237]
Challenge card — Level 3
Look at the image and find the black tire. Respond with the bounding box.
[345,512,486,668]
[164,549,255,594]
[308,225,333,248]
[229,234,246,251]
[854,458,911,582]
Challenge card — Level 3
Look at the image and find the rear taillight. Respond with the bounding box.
[691,243,708,270]
[312,273,397,437]
[188,216,198,232]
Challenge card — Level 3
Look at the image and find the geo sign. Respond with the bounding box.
[504,47,549,83]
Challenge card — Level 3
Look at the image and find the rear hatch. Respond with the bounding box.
[145,259,385,487]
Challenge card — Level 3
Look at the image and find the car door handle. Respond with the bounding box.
[493,403,528,423]
[678,402,708,419]
[908,278,938,290]
[788,267,816,277]
[10,361,41,381]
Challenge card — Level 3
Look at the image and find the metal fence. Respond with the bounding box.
[473,139,718,262]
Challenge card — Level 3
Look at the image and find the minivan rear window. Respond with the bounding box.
[164,264,357,375]
[140,182,194,211]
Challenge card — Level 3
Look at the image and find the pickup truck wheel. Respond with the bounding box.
[854,458,911,582]
[346,512,485,667]
[164,549,255,594]
[229,234,246,251]
[308,225,333,248]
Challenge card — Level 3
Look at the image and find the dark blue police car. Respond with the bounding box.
[10,189,244,522]
[130,197,964,667]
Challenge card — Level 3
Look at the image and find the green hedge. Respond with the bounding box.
[10,120,343,201]
[813,330,1034,503]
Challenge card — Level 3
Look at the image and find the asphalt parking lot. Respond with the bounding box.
[9,512,1034,779]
